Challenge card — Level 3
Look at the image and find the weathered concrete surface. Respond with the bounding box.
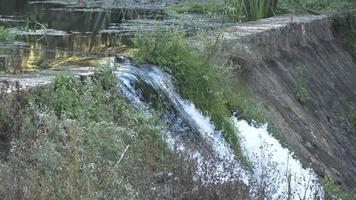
[0,67,96,93]
[219,13,356,191]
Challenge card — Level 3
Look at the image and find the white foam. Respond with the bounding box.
[232,117,324,199]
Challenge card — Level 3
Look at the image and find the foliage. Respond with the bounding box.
[0,69,194,199]
[133,27,265,159]
[322,176,356,200]
[0,26,15,41]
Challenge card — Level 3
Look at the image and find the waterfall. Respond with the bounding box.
[114,58,324,199]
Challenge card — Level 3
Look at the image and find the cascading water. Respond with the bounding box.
[116,59,250,185]
[233,118,324,199]
[113,58,324,199]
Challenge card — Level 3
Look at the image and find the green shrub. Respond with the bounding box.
[0,26,15,41]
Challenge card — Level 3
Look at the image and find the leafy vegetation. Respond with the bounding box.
[0,26,15,41]
[133,27,265,160]
[0,68,195,199]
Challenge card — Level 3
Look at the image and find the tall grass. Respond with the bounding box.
[242,0,279,20]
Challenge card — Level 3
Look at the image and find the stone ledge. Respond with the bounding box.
[0,67,97,93]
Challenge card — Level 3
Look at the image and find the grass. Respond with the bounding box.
[133,27,265,161]
[0,26,15,41]
[0,67,195,199]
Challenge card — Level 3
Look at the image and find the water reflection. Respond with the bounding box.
[0,33,128,73]
[0,0,148,73]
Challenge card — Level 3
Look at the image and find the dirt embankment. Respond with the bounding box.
[220,13,356,191]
